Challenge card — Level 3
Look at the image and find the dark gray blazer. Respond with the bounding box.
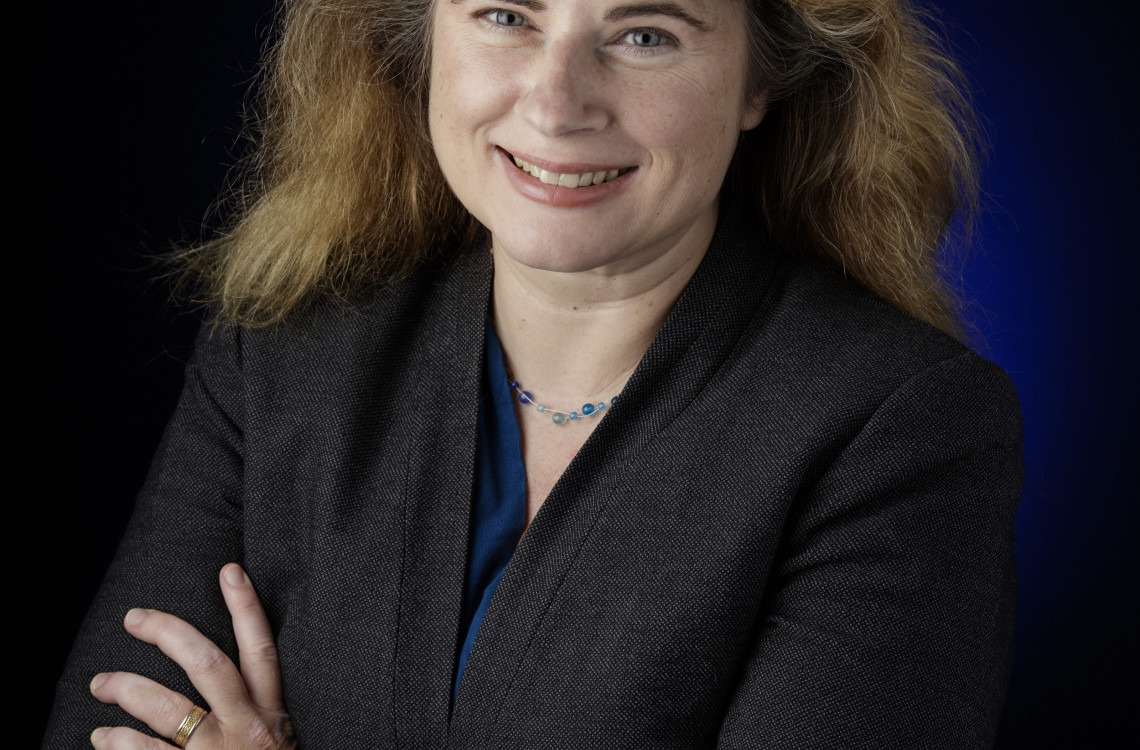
[45,213,1022,749]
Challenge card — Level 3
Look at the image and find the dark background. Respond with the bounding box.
[24,1,1137,746]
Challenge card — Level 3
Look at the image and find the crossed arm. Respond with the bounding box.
[55,323,1021,748]
[87,565,294,750]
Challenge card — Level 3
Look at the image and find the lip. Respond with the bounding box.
[504,147,635,175]
[496,147,638,209]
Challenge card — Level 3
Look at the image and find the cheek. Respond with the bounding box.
[429,66,480,181]
[430,47,517,145]
[429,21,482,140]
[627,73,739,179]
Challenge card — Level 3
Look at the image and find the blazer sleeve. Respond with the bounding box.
[716,351,1023,749]
[43,322,246,750]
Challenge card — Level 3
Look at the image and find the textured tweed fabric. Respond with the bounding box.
[44,212,1022,749]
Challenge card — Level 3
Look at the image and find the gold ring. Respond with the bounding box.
[173,705,208,748]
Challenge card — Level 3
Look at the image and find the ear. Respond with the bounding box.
[740,90,767,131]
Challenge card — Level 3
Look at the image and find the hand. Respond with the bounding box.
[89,564,297,749]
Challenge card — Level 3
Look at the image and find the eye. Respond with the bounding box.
[623,29,666,48]
[485,9,527,27]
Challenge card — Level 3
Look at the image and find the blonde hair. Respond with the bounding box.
[736,0,981,340]
[184,0,476,325]
[186,0,982,340]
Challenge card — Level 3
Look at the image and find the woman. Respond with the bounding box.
[45,0,1022,748]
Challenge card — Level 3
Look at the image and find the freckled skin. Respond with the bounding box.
[429,0,765,278]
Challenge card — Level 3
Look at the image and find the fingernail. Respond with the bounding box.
[223,563,247,587]
[89,673,108,692]
[91,727,109,743]
[124,608,148,627]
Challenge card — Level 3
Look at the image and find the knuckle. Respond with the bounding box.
[189,642,230,674]
[246,716,279,750]
[149,615,174,639]
[233,597,263,616]
[250,639,280,663]
[118,676,148,705]
[150,691,185,724]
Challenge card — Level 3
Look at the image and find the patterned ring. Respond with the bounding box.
[173,705,208,748]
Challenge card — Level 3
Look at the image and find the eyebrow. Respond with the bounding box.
[457,0,546,8]
[451,1,711,32]
[604,3,710,31]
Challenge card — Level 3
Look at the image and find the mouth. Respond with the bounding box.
[507,151,635,189]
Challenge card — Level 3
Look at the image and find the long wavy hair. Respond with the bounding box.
[185,0,981,340]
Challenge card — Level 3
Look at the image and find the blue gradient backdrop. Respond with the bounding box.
[26,1,1137,746]
[941,1,1137,742]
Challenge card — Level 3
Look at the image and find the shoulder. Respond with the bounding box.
[190,249,493,385]
[705,238,1021,459]
[712,210,980,393]
[764,253,966,376]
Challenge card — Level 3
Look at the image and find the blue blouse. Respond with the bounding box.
[453,320,527,701]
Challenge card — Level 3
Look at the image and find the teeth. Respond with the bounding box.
[511,155,627,188]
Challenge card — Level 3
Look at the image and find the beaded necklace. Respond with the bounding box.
[507,375,619,425]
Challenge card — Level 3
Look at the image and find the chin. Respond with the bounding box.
[489,223,626,274]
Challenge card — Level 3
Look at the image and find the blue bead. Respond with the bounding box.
[570,412,578,420]
[597,402,606,410]
[582,403,595,416]
[519,390,534,405]
[536,404,546,412]
[610,395,618,406]
[552,413,567,425]
[509,380,518,390]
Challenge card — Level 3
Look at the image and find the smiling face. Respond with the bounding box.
[429,0,765,276]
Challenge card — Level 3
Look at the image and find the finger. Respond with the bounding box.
[122,608,249,723]
[89,671,195,740]
[90,725,173,750]
[220,563,286,711]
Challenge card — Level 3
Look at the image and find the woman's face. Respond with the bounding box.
[429,0,764,276]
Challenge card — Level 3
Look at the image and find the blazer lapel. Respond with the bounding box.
[393,249,494,749]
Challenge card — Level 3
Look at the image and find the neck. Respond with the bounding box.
[490,213,717,408]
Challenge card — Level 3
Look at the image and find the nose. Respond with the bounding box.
[516,40,609,138]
